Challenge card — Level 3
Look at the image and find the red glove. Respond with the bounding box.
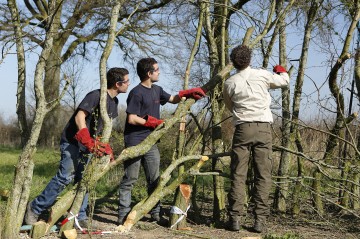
[143,115,164,129]
[178,87,207,100]
[74,128,113,158]
[102,142,114,161]
[273,65,287,74]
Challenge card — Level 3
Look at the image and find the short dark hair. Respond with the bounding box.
[107,67,129,88]
[136,58,158,81]
[230,45,251,70]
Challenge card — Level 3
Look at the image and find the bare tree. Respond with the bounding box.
[311,1,360,215]
[0,0,175,147]
[2,0,69,237]
[60,57,90,113]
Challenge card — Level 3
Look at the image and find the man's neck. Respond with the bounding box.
[141,78,152,88]
[107,88,118,98]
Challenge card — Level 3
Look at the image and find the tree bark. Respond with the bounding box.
[41,44,63,148]
[2,1,60,237]
[170,0,204,228]
[117,156,209,233]
[274,0,291,214]
[203,0,228,224]
[169,184,192,229]
[59,1,123,233]
[312,5,360,212]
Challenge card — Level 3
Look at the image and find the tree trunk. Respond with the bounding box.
[311,3,360,214]
[274,0,291,213]
[60,1,123,232]
[206,0,229,224]
[210,88,226,223]
[40,45,62,148]
[312,170,324,215]
[169,184,192,229]
[351,173,359,209]
[170,116,187,227]
[39,2,65,148]
[340,161,351,208]
[2,2,57,235]
[170,1,204,227]
[291,131,305,216]
[288,0,321,215]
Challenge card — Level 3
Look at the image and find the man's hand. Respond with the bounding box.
[273,65,287,74]
[178,87,207,100]
[143,115,164,129]
[74,128,113,158]
[101,140,114,161]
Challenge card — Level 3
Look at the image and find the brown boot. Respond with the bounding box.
[227,218,240,231]
[253,219,265,233]
[24,202,39,225]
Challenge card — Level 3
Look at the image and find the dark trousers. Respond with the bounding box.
[227,122,272,221]
[118,144,161,217]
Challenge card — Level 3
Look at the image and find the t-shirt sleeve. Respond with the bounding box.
[77,90,100,114]
[159,87,171,105]
[126,91,142,115]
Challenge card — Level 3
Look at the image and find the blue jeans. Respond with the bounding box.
[118,144,161,217]
[31,140,90,221]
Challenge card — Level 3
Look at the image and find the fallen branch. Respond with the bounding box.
[116,156,209,233]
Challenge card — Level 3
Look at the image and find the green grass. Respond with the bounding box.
[0,146,60,201]
[0,145,211,215]
[0,146,152,210]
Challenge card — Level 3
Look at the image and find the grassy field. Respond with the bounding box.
[0,145,171,213]
[0,146,127,211]
[0,146,61,200]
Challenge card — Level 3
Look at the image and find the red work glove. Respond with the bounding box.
[143,115,164,129]
[273,65,287,74]
[74,128,113,158]
[178,87,207,100]
[101,141,114,161]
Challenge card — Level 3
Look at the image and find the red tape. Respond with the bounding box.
[60,211,112,235]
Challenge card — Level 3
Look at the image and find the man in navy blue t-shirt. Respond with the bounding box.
[118,58,206,225]
[25,68,130,229]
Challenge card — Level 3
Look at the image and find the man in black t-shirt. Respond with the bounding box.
[117,58,206,225]
[25,68,130,229]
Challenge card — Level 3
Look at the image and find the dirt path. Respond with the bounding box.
[74,209,360,239]
[20,207,360,239]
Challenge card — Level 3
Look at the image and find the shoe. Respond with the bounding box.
[253,220,265,233]
[227,219,240,231]
[78,219,98,230]
[151,213,167,226]
[117,216,126,226]
[151,213,161,222]
[24,202,39,225]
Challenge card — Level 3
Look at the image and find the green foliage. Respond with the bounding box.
[264,232,303,239]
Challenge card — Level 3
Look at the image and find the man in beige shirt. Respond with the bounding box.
[223,45,289,233]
